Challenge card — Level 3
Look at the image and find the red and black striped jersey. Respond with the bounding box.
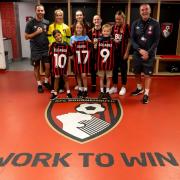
[112,24,130,56]
[72,41,92,74]
[49,42,72,76]
[97,37,115,71]
[88,27,102,44]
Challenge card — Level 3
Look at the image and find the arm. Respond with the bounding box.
[66,26,71,45]
[147,22,160,56]
[47,24,55,44]
[130,21,140,51]
[25,27,43,40]
[124,38,131,60]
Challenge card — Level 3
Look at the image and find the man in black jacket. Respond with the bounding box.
[131,3,160,104]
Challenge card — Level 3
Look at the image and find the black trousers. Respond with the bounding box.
[112,50,128,86]
[91,56,97,86]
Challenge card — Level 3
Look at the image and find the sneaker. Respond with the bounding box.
[38,85,44,93]
[74,85,79,91]
[119,87,126,96]
[109,87,118,94]
[131,88,144,96]
[143,94,149,104]
[59,89,65,93]
[43,82,51,90]
[67,93,72,98]
[50,93,57,100]
[91,85,96,92]
[98,92,105,99]
[83,91,88,98]
[105,92,111,100]
[77,90,83,98]
[51,89,55,94]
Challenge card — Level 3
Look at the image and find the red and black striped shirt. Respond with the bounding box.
[112,24,130,56]
[49,42,72,76]
[97,37,115,71]
[88,27,102,44]
[72,41,92,74]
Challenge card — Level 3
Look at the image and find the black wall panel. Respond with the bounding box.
[43,3,68,24]
[157,4,180,54]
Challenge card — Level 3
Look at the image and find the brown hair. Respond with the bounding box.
[35,4,44,11]
[74,22,86,36]
[115,10,126,19]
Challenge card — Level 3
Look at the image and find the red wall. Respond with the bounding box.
[0,2,20,59]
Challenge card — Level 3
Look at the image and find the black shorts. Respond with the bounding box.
[132,54,155,76]
[31,52,50,66]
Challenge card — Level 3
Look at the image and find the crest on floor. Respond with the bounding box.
[45,98,123,143]
[161,22,173,38]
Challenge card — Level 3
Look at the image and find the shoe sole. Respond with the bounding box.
[50,97,57,100]
[131,90,144,96]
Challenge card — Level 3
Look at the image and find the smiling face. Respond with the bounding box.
[55,10,64,23]
[54,32,62,43]
[75,23,84,36]
[102,27,111,37]
[35,5,45,20]
[139,4,151,21]
[75,10,84,23]
[93,15,102,27]
[115,14,124,26]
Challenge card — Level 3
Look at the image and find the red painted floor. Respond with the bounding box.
[0,71,180,180]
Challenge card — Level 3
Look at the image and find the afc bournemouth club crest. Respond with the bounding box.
[45,98,123,143]
[161,22,173,38]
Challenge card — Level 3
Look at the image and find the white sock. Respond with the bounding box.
[106,88,109,93]
[137,84,142,90]
[79,87,83,91]
[100,88,104,93]
[84,87,87,91]
[54,91,58,95]
[67,90,70,94]
[144,89,149,95]
[37,81,42,86]
[44,77,49,83]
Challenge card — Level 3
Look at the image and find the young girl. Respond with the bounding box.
[49,30,72,100]
[70,22,92,98]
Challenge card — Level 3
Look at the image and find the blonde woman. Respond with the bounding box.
[48,9,71,93]
[48,9,71,45]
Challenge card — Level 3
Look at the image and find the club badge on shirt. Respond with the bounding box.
[141,36,147,42]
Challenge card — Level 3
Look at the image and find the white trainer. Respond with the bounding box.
[109,87,118,94]
[119,87,126,96]
[59,89,65,93]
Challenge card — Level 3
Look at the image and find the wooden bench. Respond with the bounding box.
[155,55,180,75]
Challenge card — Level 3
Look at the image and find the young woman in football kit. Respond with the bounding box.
[109,10,131,96]
[88,15,102,92]
[71,10,91,91]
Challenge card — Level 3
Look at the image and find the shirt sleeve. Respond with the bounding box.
[25,21,32,34]
[130,21,140,51]
[147,22,160,56]
[47,24,55,44]
[85,35,90,41]
[70,36,74,46]
[65,26,71,45]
